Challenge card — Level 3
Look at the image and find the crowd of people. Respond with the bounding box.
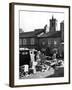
[19,47,64,78]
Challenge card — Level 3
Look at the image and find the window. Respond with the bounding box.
[54,40,57,45]
[31,38,35,45]
[23,39,27,45]
[48,40,51,47]
[48,40,51,45]
[42,41,45,46]
[19,39,22,45]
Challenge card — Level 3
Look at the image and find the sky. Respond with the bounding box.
[20,10,64,32]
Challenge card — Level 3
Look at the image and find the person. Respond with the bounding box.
[45,47,51,56]
[29,50,37,73]
[24,64,29,77]
[51,52,58,69]
[36,51,41,62]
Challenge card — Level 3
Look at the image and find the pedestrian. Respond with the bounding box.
[29,50,37,73]
[24,64,29,77]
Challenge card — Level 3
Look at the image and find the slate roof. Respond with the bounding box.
[19,28,45,38]
[34,29,45,35]
[38,31,61,38]
[19,27,61,38]
[19,31,35,38]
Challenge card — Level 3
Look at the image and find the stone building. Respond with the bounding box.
[38,16,64,53]
[60,20,64,42]
[19,27,46,50]
[19,16,64,54]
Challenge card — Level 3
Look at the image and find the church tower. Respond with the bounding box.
[49,16,57,32]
